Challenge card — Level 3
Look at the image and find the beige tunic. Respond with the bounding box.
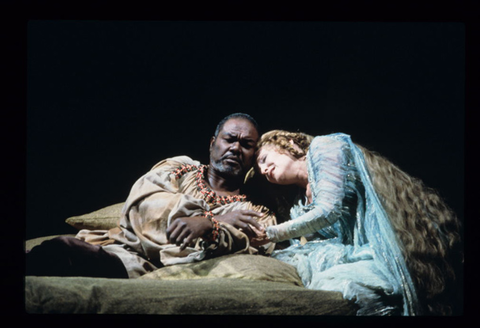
[76,156,277,278]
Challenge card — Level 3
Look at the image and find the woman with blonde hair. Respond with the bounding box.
[254,130,462,316]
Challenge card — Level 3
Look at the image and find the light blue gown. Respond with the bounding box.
[265,133,420,316]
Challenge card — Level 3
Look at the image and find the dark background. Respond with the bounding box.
[26,21,465,240]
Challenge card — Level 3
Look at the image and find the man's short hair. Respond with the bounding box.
[214,113,259,137]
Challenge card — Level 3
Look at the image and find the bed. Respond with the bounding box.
[24,203,358,315]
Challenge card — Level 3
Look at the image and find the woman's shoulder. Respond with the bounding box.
[310,133,352,151]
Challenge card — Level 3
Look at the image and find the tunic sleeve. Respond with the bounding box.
[265,135,349,242]
[108,156,208,259]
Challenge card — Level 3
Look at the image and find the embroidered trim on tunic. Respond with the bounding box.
[204,210,220,243]
[171,164,247,205]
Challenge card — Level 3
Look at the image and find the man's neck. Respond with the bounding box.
[206,167,243,196]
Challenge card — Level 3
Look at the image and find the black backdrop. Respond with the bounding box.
[26,21,465,240]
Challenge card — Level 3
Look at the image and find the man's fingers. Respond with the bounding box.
[242,210,263,217]
[166,221,176,238]
[179,234,194,251]
[167,223,184,244]
[239,224,255,236]
[175,229,190,246]
[241,215,264,230]
[170,226,192,249]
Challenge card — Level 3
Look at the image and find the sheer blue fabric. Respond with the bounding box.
[265,133,420,316]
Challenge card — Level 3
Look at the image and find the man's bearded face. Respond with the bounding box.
[209,118,259,178]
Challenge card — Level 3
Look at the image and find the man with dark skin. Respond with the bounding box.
[166,115,267,250]
[26,113,276,279]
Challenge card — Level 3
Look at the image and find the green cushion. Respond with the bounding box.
[140,253,304,286]
[65,203,124,230]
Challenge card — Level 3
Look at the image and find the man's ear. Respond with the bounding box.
[209,136,216,150]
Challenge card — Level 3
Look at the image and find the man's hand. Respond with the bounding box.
[166,216,212,250]
[214,210,265,238]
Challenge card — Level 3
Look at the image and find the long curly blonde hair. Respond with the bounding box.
[257,130,463,316]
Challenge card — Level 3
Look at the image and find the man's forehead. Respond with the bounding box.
[220,119,258,139]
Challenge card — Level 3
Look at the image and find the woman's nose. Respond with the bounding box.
[260,165,268,175]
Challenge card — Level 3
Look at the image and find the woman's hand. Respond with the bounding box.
[249,228,272,247]
[166,216,213,250]
[214,210,266,238]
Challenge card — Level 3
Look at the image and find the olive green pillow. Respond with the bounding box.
[65,203,124,230]
[140,253,304,287]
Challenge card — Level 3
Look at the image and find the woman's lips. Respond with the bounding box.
[266,167,275,180]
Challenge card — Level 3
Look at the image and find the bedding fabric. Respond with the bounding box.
[25,276,357,315]
[25,188,359,315]
[139,253,303,285]
[25,249,357,315]
[65,203,124,231]
[25,234,76,251]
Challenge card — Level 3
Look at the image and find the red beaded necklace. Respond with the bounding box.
[171,164,247,205]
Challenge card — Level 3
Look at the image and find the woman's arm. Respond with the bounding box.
[265,135,350,242]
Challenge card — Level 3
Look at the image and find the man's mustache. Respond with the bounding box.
[221,154,242,166]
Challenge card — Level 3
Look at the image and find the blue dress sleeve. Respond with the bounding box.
[265,135,350,242]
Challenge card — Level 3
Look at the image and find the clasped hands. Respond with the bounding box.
[166,210,269,250]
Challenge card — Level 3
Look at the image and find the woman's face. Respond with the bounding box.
[256,145,302,185]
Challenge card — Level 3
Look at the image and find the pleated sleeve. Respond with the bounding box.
[265,135,350,242]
